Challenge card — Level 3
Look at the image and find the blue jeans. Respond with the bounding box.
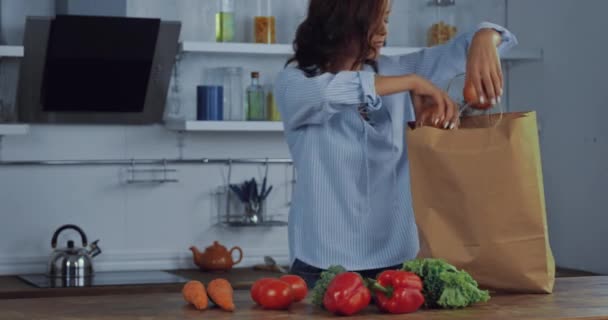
[289,258,403,289]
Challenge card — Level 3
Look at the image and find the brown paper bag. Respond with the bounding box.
[406,111,555,293]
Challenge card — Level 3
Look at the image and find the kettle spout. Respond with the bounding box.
[88,239,102,258]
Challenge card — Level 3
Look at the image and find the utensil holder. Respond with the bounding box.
[214,186,274,226]
[244,200,264,224]
[215,160,287,227]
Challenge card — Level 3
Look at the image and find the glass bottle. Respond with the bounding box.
[266,89,280,121]
[165,61,183,121]
[216,0,235,42]
[246,72,266,121]
[427,0,458,47]
[254,0,276,44]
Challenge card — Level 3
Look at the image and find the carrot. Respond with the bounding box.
[182,280,208,310]
[207,278,236,312]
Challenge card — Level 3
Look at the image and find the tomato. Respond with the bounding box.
[256,279,294,310]
[250,278,275,304]
[463,81,492,110]
[279,275,308,302]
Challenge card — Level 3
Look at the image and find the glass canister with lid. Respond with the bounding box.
[427,0,458,47]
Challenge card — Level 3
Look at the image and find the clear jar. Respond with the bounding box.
[427,0,458,47]
[216,0,235,42]
[223,67,244,121]
[254,0,276,44]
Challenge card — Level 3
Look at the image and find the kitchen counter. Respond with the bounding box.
[1,276,608,319]
[0,268,283,299]
[0,267,595,300]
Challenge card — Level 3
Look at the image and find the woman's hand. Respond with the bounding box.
[466,29,503,106]
[410,75,459,129]
[374,74,458,129]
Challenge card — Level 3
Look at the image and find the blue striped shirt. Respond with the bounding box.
[274,22,518,271]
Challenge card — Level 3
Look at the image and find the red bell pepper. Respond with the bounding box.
[371,270,425,314]
[323,272,371,316]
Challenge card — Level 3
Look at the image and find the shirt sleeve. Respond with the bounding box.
[274,67,382,131]
[388,22,518,89]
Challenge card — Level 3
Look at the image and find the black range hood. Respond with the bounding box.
[17,15,181,124]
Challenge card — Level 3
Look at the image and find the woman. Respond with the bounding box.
[274,0,517,287]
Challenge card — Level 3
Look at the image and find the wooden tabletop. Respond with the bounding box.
[1,276,607,319]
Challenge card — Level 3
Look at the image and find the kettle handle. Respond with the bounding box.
[229,246,243,266]
[51,224,88,248]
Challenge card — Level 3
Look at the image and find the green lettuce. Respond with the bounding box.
[402,258,490,309]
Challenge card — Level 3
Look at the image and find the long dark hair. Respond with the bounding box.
[287,0,387,76]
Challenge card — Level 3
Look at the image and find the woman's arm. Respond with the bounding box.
[465,28,505,106]
[379,22,517,128]
[274,66,457,131]
[375,74,418,96]
[376,74,457,126]
[274,67,382,131]
[390,22,518,94]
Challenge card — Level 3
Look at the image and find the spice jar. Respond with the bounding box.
[427,0,458,47]
[254,0,276,44]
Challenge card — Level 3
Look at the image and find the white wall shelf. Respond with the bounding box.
[0,43,545,60]
[181,42,294,56]
[0,124,29,135]
[165,120,283,132]
[180,41,543,60]
[0,46,24,58]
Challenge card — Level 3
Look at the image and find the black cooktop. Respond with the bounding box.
[18,270,190,288]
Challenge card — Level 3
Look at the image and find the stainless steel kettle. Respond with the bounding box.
[47,224,102,280]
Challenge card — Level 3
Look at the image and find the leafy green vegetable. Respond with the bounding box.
[402,258,489,309]
[402,258,456,308]
[438,269,490,308]
[311,265,347,307]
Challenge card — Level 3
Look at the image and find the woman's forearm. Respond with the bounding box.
[375,74,419,96]
[473,28,502,47]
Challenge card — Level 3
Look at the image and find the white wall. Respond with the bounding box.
[0,0,506,275]
[506,0,608,274]
[56,0,126,16]
[0,0,55,45]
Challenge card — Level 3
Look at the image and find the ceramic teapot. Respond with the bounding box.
[189,241,243,272]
